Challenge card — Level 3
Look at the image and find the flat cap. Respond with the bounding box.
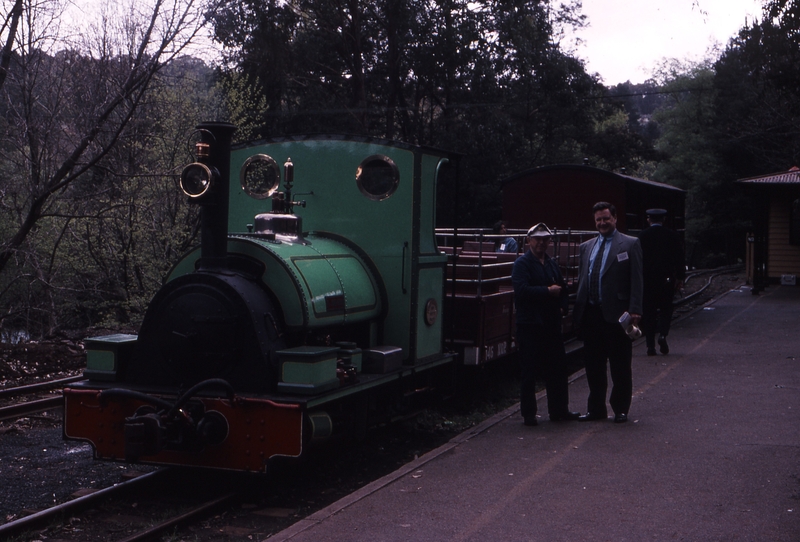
[526,222,553,238]
[646,208,667,216]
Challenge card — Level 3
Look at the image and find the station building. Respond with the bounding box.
[738,167,800,289]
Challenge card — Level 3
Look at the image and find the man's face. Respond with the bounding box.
[594,208,616,236]
[527,235,550,258]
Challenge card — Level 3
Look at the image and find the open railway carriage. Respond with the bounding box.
[63,122,458,472]
[436,229,595,365]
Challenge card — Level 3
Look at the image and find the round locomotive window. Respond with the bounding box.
[240,154,280,199]
[356,155,399,201]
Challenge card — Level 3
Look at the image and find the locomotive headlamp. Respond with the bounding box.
[195,141,211,159]
[180,162,216,198]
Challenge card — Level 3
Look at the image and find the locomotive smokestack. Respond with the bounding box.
[194,121,236,268]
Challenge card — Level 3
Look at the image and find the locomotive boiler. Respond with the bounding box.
[62,122,459,472]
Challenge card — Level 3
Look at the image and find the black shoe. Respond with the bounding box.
[614,413,628,423]
[550,411,581,422]
[523,417,538,426]
[647,348,657,356]
[578,412,607,422]
[658,336,669,354]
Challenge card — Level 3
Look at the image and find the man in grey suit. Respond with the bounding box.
[573,202,643,423]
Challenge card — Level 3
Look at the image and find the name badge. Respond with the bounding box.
[617,252,629,262]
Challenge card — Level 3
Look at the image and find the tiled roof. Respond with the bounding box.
[737,166,800,184]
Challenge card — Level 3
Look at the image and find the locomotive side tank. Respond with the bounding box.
[62,123,459,472]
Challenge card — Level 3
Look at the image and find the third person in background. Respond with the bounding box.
[638,209,685,356]
[494,221,518,253]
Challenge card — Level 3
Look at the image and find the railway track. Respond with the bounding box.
[677,265,744,306]
[0,375,82,422]
[0,470,167,540]
[0,468,243,542]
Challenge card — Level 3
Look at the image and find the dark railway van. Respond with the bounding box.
[501,164,686,236]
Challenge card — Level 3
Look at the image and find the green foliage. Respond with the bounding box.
[219,73,269,142]
[0,52,222,337]
[647,0,800,268]
[649,60,744,268]
[714,17,800,174]
[207,0,652,228]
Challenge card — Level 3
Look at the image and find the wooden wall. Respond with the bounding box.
[767,190,800,279]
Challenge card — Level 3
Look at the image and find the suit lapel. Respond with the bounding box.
[602,234,622,276]
[584,238,597,276]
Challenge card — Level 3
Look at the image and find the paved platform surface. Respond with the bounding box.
[274,285,800,542]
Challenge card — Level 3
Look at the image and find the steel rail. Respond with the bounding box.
[0,469,169,539]
[0,374,83,399]
[115,492,239,542]
[676,265,744,306]
[0,395,64,421]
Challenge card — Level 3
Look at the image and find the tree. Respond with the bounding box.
[207,0,651,228]
[0,0,215,275]
[51,57,223,329]
[649,59,733,266]
[648,0,800,268]
[0,0,23,91]
[713,14,800,175]
[0,0,223,335]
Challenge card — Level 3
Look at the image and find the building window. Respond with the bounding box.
[791,198,800,246]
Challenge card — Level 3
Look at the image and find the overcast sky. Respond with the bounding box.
[572,0,764,85]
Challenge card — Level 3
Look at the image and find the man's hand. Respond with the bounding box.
[548,284,562,297]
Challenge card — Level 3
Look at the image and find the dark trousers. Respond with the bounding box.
[581,305,632,416]
[642,295,673,349]
[517,324,570,420]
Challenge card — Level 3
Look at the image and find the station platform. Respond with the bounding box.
[273,284,800,542]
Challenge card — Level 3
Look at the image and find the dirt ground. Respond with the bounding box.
[0,328,148,526]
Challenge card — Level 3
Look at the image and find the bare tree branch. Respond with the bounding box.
[0,0,23,91]
[0,0,217,274]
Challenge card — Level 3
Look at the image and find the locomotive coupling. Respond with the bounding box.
[122,403,231,462]
[100,379,236,462]
[124,411,165,461]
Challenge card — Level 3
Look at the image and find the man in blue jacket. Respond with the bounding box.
[512,223,581,426]
[573,202,643,423]
[493,220,518,253]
